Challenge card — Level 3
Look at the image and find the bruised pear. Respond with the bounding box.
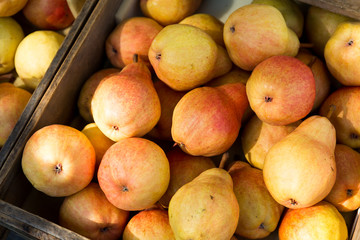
[171,81,248,157]
[168,168,239,240]
[263,115,337,209]
[91,55,161,142]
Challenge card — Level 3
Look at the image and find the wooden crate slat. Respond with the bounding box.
[297,0,360,20]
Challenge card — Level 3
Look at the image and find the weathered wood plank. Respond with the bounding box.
[297,0,360,20]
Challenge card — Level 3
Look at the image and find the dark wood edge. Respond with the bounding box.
[0,200,88,240]
[0,0,99,168]
[297,0,360,20]
[350,208,360,240]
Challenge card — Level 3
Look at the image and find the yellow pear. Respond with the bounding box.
[81,123,115,174]
[14,30,65,90]
[241,115,301,169]
[324,22,360,86]
[0,17,24,75]
[228,161,284,239]
[263,115,337,209]
[0,0,28,17]
[149,24,231,91]
[140,0,203,26]
[168,168,239,240]
[179,13,225,46]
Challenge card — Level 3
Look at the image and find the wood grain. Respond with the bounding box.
[297,0,360,20]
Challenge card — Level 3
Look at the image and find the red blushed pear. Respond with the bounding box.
[0,82,31,147]
[21,124,96,197]
[263,115,337,209]
[59,182,129,240]
[22,0,74,30]
[105,16,163,69]
[146,80,187,141]
[122,208,175,240]
[279,201,348,240]
[296,48,331,112]
[97,137,170,211]
[223,4,300,71]
[91,55,161,142]
[228,161,284,239]
[158,146,216,208]
[171,80,248,157]
[326,144,360,212]
[319,86,360,149]
[246,55,316,126]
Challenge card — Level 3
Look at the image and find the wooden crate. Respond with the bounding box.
[0,0,98,179]
[0,0,358,239]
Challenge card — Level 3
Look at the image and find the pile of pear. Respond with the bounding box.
[70,0,360,240]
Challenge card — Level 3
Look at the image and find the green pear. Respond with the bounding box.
[305,6,354,58]
[263,115,337,209]
[168,168,239,240]
[252,0,304,37]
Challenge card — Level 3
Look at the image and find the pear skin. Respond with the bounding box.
[252,0,304,37]
[279,201,348,240]
[149,24,219,91]
[263,115,337,209]
[168,168,239,240]
[228,161,284,239]
[172,83,248,157]
[223,4,299,71]
[319,86,360,149]
[180,13,225,46]
[140,0,203,26]
[326,144,360,212]
[91,57,161,142]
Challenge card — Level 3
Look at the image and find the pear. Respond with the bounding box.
[146,80,187,141]
[171,81,248,157]
[179,13,225,46]
[168,167,239,240]
[140,0,203,26]
[228,161,284,239]
[148,24,231,91]
[223,3,300,71]
[263,115,337,209]
[91,55,161,142]
[252,0,304,38]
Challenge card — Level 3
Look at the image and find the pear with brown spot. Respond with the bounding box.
[168,166,239,240]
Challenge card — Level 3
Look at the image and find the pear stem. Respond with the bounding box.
[133,54,138,63]
[219,152,230,169]
[326,104,336,119]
